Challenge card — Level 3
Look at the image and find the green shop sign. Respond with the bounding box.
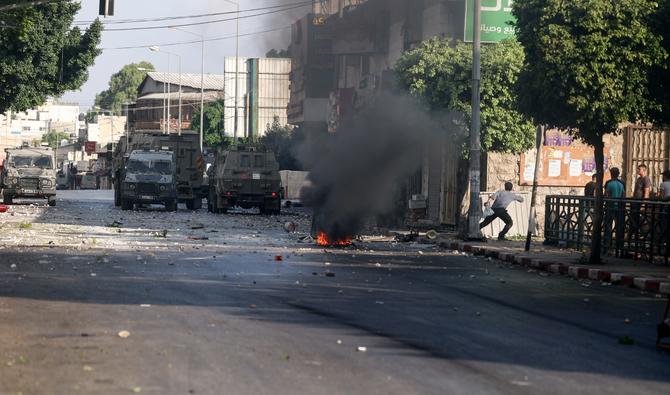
[465,0,516,43]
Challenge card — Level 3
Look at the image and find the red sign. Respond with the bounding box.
[85,141,97,154]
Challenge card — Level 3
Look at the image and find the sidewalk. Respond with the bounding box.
[434,235,670,295]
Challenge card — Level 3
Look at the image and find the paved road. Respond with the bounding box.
[0,191,668,394]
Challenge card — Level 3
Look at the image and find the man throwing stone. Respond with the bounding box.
[480,182,524,240]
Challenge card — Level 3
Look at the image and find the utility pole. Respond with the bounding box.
[233,2,240,144]
[467,0,483,240]
[525,125,544,251]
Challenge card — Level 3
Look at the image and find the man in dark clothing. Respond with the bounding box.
[584,174,597,197]
[634,164,651,199]
[630,164,651,257]
[480,182,525,240]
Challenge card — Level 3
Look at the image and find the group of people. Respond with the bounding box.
[584,164,670,201]
[479,163,670,242]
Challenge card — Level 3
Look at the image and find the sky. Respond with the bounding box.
[61,0,308,110]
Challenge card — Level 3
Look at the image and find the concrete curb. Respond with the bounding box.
[443,241,670,295]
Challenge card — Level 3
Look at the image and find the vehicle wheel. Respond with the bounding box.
[165,200,177,212]
[3,195,12,205]
[121,199,133,211]
[48,196,56,207]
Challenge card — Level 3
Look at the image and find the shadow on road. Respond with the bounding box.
[1,246,669,387]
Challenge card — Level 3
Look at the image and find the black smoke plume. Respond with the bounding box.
[300,94,442,239]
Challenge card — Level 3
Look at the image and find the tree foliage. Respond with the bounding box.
[265,48,290,58]
[513,0,665,141]
[648,0,670,125]
[513,0,666,264]
[259,116,303,170]
[95,62,154,113]
[395,38,535,154]
[191,100,225,147]
[0,1,102,113]
[41,131,70,148]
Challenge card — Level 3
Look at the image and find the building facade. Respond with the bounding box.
[132,60,290,141]
[0,99,83,162]
[287,0,467,227]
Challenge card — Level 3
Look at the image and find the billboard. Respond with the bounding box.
[85,141,97,154]
[465,0,516,43]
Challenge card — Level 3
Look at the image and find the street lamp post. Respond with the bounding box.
[150,46,182,135]
[171,26,205,151]
[223,0,240,143]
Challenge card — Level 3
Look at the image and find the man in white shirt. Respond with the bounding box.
[480,182,525,240]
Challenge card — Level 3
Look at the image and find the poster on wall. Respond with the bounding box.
[520,145,612,187]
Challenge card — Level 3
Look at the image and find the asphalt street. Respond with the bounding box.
[0,191,668,395]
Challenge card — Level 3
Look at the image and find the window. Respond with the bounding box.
[254,155,265,168]
[240,155,251,168]
[22,126,31,132]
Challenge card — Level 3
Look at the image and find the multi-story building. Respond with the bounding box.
[132,59,290,141]
[288,0,466,227]
[0,98,83,162]
[223,57,291,139]
[134,72,226,132]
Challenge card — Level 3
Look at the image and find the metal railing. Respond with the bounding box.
[544,195,670,264]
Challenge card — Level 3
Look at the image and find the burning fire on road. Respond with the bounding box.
[316,231,353,247]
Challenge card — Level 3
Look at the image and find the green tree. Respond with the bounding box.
[95,61,154,113]
[648,0,670,125]
[513,0,666,264]
[395,38,535,154]
[0,2,102,113]
[191,100,226,147]
[41,131,70,148]
[265,48,290,58]
[260,116,302,170]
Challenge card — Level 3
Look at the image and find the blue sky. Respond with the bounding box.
[61,0,307,110]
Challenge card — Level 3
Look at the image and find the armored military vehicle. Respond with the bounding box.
[0,145,57,206]
[119,150,177,211]
[208,144,281,215]
[113,131,204,210]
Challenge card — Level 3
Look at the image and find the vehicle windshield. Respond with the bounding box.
[10,155,53,169]
[127,158,173,175]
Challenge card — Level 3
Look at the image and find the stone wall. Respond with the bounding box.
[484,133,625,235]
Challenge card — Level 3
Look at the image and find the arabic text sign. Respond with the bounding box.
[465,0,516,43]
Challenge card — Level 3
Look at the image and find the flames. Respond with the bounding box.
[316,232,353,247]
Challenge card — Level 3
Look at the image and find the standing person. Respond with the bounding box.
[605,167,625,198]
[603,167,625,252]
[658,170,670,201]
[480,182,525,240]
[68,164,77,190]
[631,164,652,258]
[584,174,597,197]
[634,164,651,199]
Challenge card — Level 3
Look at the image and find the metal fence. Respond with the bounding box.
[544,195,670,263]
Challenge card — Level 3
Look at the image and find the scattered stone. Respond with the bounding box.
[118,330,131,338]
[356,346,367,352]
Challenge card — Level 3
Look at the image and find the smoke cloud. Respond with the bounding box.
[300,94,444,239]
